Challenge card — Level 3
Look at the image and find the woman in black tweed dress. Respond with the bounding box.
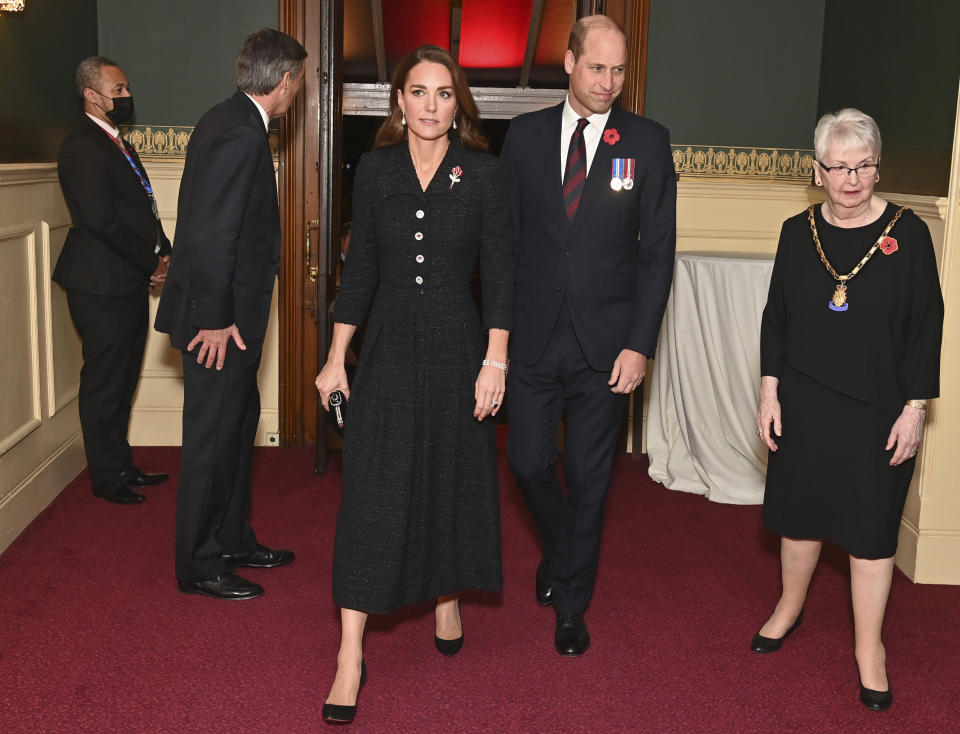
[314,45,513,723]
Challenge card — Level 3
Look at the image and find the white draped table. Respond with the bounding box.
[647,252,775,504]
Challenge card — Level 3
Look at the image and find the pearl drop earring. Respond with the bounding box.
[452,117,457,130]
[401,110,406,126]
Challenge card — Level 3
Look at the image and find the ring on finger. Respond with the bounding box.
[491,401,499,408]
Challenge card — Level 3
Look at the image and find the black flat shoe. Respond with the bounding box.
[120,465,170,487]
[322,660,366,724]
[554,612,590,657]
[750,607,804,653]
[859,682,893,711]
[536,558,553,606]
[222,543,295,569]
[176,572,264,600]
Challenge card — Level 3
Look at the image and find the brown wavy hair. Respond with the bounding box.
[372,45,487,152]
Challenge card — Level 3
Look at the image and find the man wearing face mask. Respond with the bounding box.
[54,56,172,505]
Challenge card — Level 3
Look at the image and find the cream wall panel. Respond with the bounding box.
[127,159,280,447]
[0,227,42,456]
[44,222,82,415]
[0,164,85,554]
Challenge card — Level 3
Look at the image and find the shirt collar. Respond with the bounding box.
[245,94,270,131]
[562,95,612,135]
[85,112,120,139]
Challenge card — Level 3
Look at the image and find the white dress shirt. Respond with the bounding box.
[559,95,612,182]
[85,112,121,139]
[245,93,270,131]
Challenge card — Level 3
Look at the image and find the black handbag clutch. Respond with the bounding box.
[329,390,347,435]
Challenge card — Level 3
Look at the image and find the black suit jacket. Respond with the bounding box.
[155,91,280,351]
[501,103,676,370]
[54,114,171,295]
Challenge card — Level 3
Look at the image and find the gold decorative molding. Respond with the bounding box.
[121,125,280,159]
[672,145,815,183]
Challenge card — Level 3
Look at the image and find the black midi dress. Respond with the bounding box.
[760,203,943,559]
[332,141,514,614]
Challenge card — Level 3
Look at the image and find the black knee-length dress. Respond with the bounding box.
[331,142,514,614]
[760,203,943,559]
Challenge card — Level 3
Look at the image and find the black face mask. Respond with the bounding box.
[105,95,135,125]
[92,89,134,125]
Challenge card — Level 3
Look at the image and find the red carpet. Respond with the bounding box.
[1,447,957,733]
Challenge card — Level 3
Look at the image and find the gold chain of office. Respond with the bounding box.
[807,204,908,309]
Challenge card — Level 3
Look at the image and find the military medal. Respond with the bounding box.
[806,204,909,313]
[622,158,635,190]
[610,158,623,191]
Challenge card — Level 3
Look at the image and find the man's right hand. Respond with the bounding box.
[150,255,170,287]
[187,324,246,370]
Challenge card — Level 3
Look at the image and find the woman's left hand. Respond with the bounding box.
[474,365,505,421]
[886,404,926,466]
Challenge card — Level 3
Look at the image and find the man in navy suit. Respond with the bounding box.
[156,29,305,601]
[501,15,676,656]
[55,57,172,505]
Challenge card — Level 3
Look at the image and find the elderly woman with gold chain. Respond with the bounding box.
[752,108,943,711]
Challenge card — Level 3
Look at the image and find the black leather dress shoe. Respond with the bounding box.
[322,660,366,724]
[750,607,804,653]
[555,612,590,657]
[859,681,893,711]
[536,558,553,606]
[92,477,145,505]
[177,572,264,600]
[222,543,295,569]
[121,465,170,487]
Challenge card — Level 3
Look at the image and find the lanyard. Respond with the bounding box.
[105,131,155,199]
[105,131,159,220]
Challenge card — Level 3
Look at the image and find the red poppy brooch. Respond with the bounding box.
[603,128,620,146]
[879,236,898,255]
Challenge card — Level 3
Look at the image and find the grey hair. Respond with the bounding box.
[236,28,307,96]
[814,108,882,161]
[75,56,119,97]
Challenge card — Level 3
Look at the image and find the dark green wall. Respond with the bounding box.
[0,0,98,162]
[818,0,960,196]
[644,0,826,149]
[97,0,278,127]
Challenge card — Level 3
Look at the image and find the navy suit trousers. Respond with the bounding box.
[507,302,626,614]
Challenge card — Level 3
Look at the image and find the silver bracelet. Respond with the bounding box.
[482,358,508,372]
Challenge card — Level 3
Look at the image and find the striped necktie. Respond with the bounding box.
[563,117,589,221]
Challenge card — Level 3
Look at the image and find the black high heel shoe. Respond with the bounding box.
[750,607,804,653]
[322,660,366,725]
[435,600,464,656]
[859,681,893,711]
[858,663,893,711]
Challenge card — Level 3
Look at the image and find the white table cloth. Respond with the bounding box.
[647,252,775,504]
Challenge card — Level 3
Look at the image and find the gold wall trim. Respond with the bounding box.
[673,145,815,183]
[123,124,812,183]
[121,125,280,158]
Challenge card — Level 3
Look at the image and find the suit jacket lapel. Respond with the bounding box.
[569,106,622,240]
[539,104,568,239]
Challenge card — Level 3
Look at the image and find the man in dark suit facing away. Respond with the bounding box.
[501,15,676,656]
[55,56,172,506]
[155,29,306,601]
